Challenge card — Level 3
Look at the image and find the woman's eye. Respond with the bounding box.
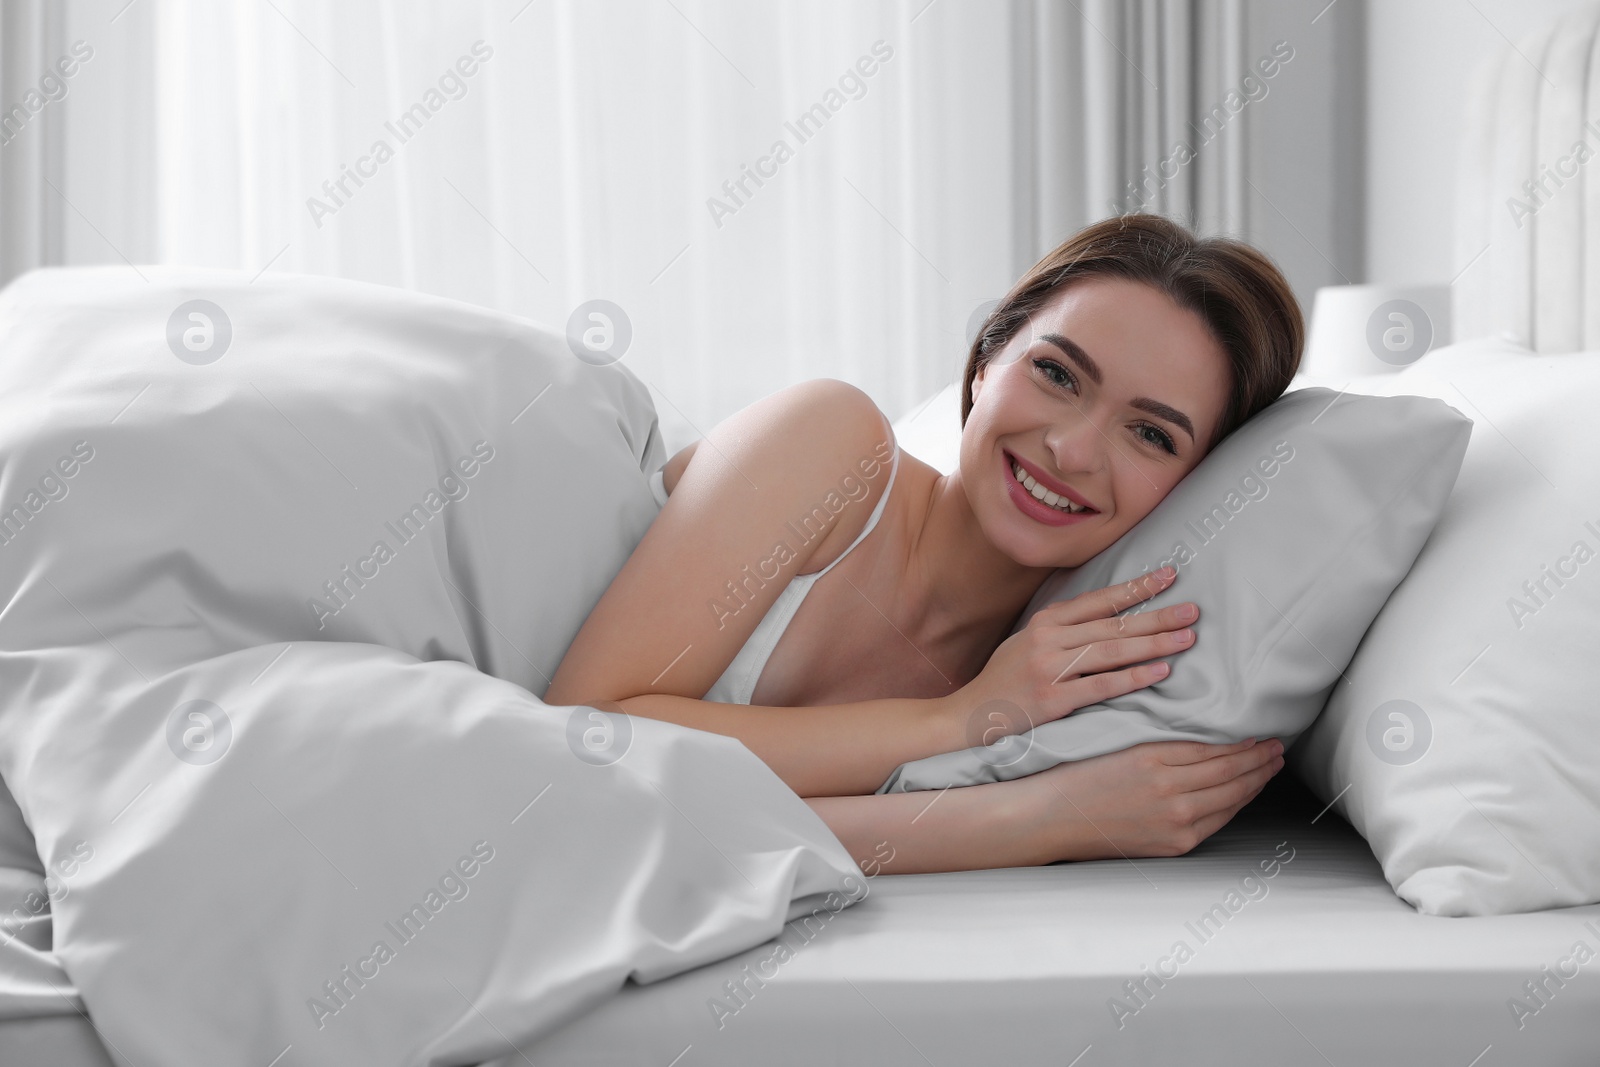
[1034,356,1176,455]
[1033,358,1076,391]
[1136,422,1177,455]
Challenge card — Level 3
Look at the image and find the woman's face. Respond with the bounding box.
[963,275,1232,569]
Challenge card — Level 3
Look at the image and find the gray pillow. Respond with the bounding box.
[876,386,1472,793]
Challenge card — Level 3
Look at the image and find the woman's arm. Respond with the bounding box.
[633,563,1195,797]
[613,691,963,798]
[807,774,1058,874]
[549,379,941,797]
[807,736,1286,874]
[621,415,965,797]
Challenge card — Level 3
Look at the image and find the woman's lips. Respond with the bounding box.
[1005,449,1096,511]
[1002,451,1097,526]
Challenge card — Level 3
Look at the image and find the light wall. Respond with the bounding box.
[1364,0,1592,286]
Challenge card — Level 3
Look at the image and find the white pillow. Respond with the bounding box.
[892,379,962,474]
[1289,337,1600,916]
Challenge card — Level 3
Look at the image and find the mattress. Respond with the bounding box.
[8,772,1598,1066]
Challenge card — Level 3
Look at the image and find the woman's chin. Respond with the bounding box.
[1003,509,1115,570]
[985,521,1100,572]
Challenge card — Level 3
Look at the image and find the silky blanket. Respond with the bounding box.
[0,267,860,1065]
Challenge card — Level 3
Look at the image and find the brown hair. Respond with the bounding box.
[962,213,1304,452]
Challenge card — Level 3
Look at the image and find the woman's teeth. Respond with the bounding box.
[1012,460,1092,513]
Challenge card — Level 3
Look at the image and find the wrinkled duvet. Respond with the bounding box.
[0,267,859,1065]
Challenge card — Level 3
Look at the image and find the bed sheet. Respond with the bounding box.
[510,772,1600,1066]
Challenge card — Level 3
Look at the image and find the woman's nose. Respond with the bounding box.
[1043,411,1107,475]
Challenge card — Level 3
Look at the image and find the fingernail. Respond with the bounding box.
[1177,603,1198,621]
[1175,628,1194,643]
[1156,565,1176,578]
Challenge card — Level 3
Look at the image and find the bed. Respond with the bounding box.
[6,6,1600,1066]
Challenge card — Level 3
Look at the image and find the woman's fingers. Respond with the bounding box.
[1048,624,1195,681]
[1023,570,1201,698]
[1151,736,1264,766]
[1043,660,1172,717]
[1179,750,1284,829]
[1185,775,1272,843]
[1036,589,1199,680]
[1063,597,1199,644]
[1045,567,1177,626]
[1167,738,1284,792]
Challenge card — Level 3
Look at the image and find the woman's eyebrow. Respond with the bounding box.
[1038,332,1196,443]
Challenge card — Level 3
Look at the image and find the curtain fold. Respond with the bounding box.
[0,0,63,281]
[1013,0,1249,245]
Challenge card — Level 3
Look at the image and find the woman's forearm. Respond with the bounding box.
[805,776,1059,874]
[612,691,962,798]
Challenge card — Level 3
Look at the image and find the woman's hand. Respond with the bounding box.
[1027,736,1286,861]
[944,565,1198,746]
[807,736,1284,874]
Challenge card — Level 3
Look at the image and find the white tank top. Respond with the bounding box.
[648,444,902,705]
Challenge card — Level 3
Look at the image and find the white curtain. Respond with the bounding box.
[0,0,63,280]
[4,0,1322,454]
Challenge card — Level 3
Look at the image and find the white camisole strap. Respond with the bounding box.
[700,442,901,705]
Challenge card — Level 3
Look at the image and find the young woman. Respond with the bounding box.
[547,213,1304,875]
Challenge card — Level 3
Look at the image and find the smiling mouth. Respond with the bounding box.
[1006,453,1097,514]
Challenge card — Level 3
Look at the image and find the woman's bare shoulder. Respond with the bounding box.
[662,378,891,497]
[546,379,892,705]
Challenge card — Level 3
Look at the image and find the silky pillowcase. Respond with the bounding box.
[877,385,1472,794]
